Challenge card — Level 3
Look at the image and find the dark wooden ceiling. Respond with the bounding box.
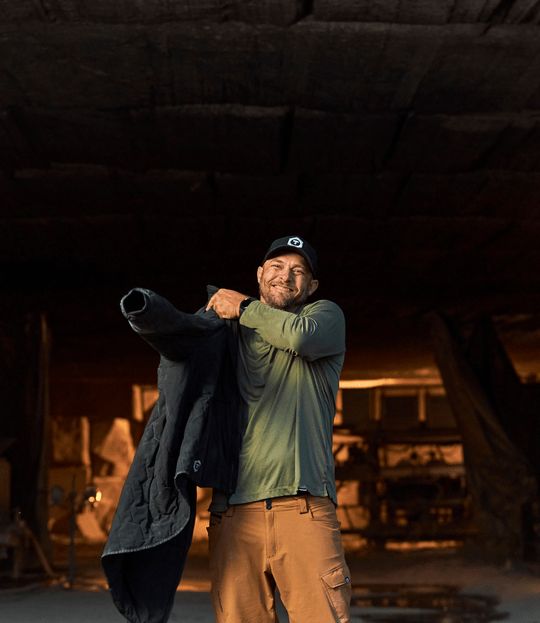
[2,0,540,379]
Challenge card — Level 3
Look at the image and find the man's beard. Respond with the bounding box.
[259,284,308,312]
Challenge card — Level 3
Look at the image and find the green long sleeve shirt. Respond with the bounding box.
[227,298,346,505]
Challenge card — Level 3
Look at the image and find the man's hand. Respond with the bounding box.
[206,289,249,319]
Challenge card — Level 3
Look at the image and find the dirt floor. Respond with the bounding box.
[1,536,540,622]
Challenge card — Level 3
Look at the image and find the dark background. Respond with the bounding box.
[2,0,540,384]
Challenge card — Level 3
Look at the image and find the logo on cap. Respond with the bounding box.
[287,237,303,249]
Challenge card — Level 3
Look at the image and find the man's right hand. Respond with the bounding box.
[206,289,249,319]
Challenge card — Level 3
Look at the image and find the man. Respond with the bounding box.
[102,235,350,623]
[205,236,351,623]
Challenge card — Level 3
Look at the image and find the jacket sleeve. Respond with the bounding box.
[121,288,222,361]
[238,299,346,361]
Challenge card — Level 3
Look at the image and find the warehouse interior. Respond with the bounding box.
[2,0,540,575]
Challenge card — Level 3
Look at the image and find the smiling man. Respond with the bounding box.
[256,250,319,311]
[104,235,350,623]
[206,236,351,623]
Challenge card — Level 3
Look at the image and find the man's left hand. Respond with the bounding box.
[206,289,248,319]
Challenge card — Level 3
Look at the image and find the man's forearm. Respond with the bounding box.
[239,300,346,361]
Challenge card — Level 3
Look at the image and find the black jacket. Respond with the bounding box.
[101,286,241,623]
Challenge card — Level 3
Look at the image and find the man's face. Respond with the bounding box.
[257,252,319,312]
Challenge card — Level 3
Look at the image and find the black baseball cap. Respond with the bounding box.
[262,236,318,277]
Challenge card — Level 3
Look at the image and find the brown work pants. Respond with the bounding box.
[207,495,352,623]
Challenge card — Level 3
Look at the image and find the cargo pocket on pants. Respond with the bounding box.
[321,565,352,623]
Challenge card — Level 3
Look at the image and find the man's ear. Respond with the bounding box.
[257,265,263,284]
[309,279,319,296]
